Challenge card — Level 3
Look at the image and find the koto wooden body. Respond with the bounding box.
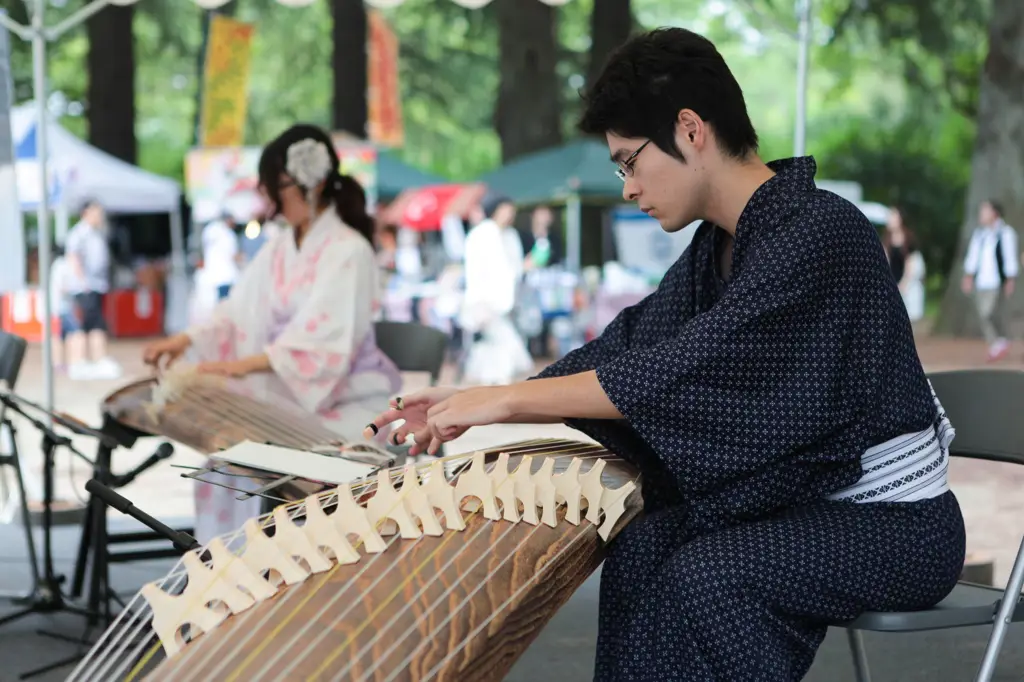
[104,378,345,456]
[103,378,389,499]
[141,444,642,682]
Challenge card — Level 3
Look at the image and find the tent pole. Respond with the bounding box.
[31,0,54,416]
[566,193,581,274]
[166,203,188,333]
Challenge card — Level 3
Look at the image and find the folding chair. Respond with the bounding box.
[374,321,449,386]
[840,369,1024,682]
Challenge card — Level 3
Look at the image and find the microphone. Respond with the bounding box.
[110,442,175,488]
[84,478,200,553]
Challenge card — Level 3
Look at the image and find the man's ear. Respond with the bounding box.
[677,109,706,151]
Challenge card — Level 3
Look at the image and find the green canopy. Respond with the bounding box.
[377,151,446,202]
[476,139,622,205]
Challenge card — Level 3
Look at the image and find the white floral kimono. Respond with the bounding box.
[185,208,401,543]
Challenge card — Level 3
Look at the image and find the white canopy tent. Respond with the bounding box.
[11,102,181,215]
[10,102,189,336]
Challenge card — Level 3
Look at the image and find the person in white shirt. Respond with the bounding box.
[63,200,121,380]
[961,199,1018,360]
[201,213,241,300]
[459,195,532,384]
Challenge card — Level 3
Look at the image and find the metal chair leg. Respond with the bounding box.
[846,628,872,682]
[976,536,1024,682]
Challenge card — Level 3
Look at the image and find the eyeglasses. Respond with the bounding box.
[614,140,651,181]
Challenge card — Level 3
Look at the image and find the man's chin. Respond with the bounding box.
[658,216,687,233]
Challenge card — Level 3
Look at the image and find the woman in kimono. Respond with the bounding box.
[144,124,401,543]
[367,29,965,682]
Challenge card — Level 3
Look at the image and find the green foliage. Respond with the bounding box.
[814,110,975,281]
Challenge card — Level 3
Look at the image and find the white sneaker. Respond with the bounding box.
[89,357,123,380]
[67,362,96,381]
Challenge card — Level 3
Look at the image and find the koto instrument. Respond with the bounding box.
[102,369,394,499]
[68,438,644,682]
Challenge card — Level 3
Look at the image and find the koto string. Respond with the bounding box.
[77,439,590,681]
[354,453,617,682]
[266,449,608,682]
[390,470,640,682]
[141,441,558,681]
[300,446,607,681]
[77,384,440,681]
[414,506,607,682]
[176,444,565,679]
[220,443,571,681]
[80,440,558,681]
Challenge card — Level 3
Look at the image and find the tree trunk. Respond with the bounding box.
[86,4,136,164]
[587,0,632,88]
[495,0,562,162]
[935,0,1024,338]
[331,0,368,138]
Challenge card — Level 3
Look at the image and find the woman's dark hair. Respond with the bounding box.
[258,123,375,244]
[579,27,758,162]
[883,205,917,253]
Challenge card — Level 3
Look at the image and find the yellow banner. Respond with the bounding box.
[367,11,403,147]
[200,15,255,148]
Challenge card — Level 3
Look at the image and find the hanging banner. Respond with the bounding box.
[0,10,26,293]
[199,15,255,148]
[367,10,403,147]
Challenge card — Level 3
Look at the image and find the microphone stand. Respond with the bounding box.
[84,480,200,553]
[0,392,100,679]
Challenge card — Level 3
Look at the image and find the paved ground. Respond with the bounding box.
[0,334,1020,680]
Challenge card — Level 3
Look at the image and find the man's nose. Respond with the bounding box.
[622,177,640,202]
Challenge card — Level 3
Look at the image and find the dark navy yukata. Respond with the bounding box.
[535,157,966,681]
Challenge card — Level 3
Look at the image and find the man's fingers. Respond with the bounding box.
[363,408,406,439]
[426,436,444,456]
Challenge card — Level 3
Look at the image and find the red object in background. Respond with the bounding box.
[1,288,163,341]
[104,289,164,338]
[1,289,59,343]
[383,183,488,231]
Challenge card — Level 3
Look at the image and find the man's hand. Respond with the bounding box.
[364,386,465,456]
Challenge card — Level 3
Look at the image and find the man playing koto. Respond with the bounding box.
[367,28,965,681]
[145,124,400,543]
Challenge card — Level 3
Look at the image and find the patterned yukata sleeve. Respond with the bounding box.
[593,204,878,499]
[265,238,376,414]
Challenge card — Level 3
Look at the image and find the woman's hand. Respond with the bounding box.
[196,359,254,378]
[142,334,191,369]
[364,386,464,456]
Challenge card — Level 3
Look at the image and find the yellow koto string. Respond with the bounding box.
[224,454,539,682]
[125,439,572,682]
[124,508,278,681]
[301,460,529,681]
[218,449,531,682]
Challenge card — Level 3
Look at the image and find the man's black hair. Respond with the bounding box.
[579,27,759,161]
[986,199,1004,218]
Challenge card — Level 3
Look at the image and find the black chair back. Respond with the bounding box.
[929,369,1024,466]
[0,330,28,389]
[373,321,449,385]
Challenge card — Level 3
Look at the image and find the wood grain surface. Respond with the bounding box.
[102,378,391,499]
[138,440,643,682]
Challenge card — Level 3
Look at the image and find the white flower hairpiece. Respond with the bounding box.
[285,139,334,189]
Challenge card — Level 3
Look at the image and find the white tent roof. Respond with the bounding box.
[11,102,181,214]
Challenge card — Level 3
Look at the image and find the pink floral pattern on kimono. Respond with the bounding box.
[185,209,402,544]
